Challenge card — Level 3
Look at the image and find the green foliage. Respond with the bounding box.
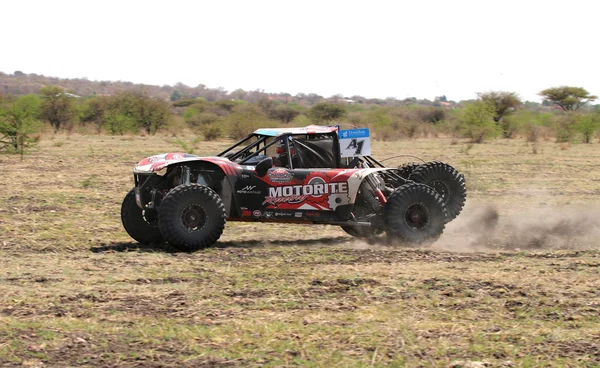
[500,110,556,139]
[554,114,578,143]
[136,98,171,134]
[225,104,271,139]
[183,107,199,120]
[0,94,42,159]
[103,111,137,135]
[95,92,172,135]
[366,107,392,128]
[575,113,600,143]
[202,124,222,141]
[39,85,78,132]
[477,91,522,124]
[307,103,346,123]
[269,105,301,124]
[173,137,201,154]
[172,98,206,107]
[79,97,108,133]
[539,86,597,111]
[169,89,182,101]
[460,101,500,143]
[215,99,245,112]
[186,112,221,128]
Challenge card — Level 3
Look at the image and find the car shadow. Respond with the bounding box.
[90,236,351,253]
[90,242,178,253]
[216,236,351,248]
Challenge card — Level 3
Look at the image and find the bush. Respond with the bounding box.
[224,104,271,140]
[460,101,500,143]
[203,124,222,141]
[575,113,600,143]
[554,114,578,143]
[0,94,42,159]
[307,103,346,123]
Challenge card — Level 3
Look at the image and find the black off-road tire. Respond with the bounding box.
[158,184,226,251]
[397,162,422,179]
[121,189,164,244]
[384,182,447,244]
[408,161,466,221]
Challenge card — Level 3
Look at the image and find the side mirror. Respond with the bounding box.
[255,157,273,177]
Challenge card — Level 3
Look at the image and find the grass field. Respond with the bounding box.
[1,135,600,367]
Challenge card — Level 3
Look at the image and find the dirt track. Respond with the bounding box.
[1,135,600,366]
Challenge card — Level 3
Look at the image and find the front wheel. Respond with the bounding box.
[121,189,163,244]
[158,184,226,251]
[384,183,447,244]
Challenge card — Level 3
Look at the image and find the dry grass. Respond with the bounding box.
[1,134,600,367]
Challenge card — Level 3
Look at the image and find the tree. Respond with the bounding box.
[539,86,597,111]
[225,104,269,139]
[169,89,182,101]
[460,101,499,143]
[477,91,522,123]
[269,105,301,124]
[575,113,600,143]
[0,95,42,159]
[307,103,346,123]
[79,97,109,133]
[135,98,171,135]
[39,85,77,132]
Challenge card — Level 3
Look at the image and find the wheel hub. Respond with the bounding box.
[180,204,207,232]
[405,203,429,229]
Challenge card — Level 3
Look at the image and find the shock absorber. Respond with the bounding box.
[366,174,387,205]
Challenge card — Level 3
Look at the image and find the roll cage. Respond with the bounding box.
[216,130,388,170]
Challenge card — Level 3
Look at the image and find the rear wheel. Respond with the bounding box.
[397,162,422,179]
[158,184,226,251]
[384,183,447,244]
[408,161,466,221]
[121,189,163,244]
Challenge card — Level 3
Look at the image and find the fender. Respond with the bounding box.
[133,153,242,176]
[133,153,242,217]
[346,168,391,203]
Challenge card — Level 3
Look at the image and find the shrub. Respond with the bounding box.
[203,124,222,141]
[460,101,500,143]
[575,113,600,143]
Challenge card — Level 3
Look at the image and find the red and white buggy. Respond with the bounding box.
[121,125,466,251]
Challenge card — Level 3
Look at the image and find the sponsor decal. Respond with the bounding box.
[241,209,251,217]
[165,153,185,160]
[339,129,371,157]
[241,173,250,179]
[264,211,273,219]
[252,210,261,217]
[305,211,320,217]
[274,212,294,217]
[237,185,261,195]
[263,182,348,205]
[268,168,292,183]
[294,212,302,218]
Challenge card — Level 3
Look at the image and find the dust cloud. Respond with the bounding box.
[433,202,600,252]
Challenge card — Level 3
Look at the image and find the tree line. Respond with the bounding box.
[1,83,599,159]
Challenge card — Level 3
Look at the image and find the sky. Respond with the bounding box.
[2,0,598,102]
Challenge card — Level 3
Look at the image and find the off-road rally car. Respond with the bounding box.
[121,125,466,251]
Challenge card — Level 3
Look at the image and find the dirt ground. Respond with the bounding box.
[0,134,599,367]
